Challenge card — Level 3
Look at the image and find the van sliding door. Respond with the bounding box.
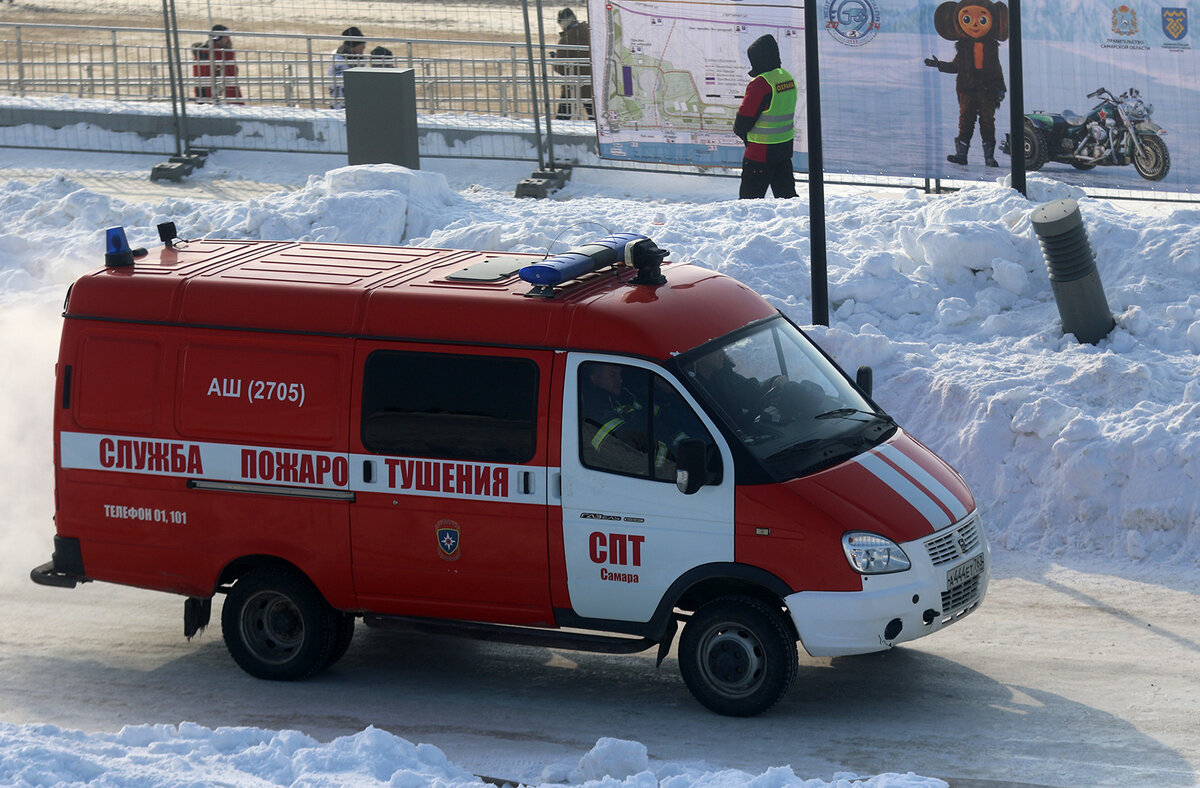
[348,343,553,625]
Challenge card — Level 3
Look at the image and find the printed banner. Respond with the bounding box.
[588,0,1199,191]
[589,0,809,169]
[1012,0,1197,190]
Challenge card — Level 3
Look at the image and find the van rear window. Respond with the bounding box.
[361,351,538,463]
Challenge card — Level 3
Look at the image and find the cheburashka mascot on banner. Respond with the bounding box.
[924,0,1009,167]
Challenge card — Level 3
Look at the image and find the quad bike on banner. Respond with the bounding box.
[1000,87,1170,181]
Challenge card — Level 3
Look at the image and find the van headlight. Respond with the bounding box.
[842,532,911,574]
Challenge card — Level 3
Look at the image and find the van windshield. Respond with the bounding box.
[679,318,896,480]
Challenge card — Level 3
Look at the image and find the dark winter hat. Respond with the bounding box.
[370,46,393,57]
[210,23,229,39]
[746,34,781,77]
[342,26,366,44]
[557,8,576,21]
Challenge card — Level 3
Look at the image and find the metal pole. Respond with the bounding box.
[534,0,557,170]
[1008,0,1026,196]
[520,0,547,171]
[15,28,24,97]
[159,0,191,156]
[803,0,829,326]
[110,29,121,101]
[307,38,316,109]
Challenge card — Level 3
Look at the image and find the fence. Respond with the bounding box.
[0,25,593,117]
[1,1,1193,201]
[0,0,597,166]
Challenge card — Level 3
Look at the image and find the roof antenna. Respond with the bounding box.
[544,221,613,259]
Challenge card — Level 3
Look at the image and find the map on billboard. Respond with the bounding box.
[588,0,807,168]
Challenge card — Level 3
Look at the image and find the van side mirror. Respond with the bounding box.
[675,438,709,495]
[856,365,873,398]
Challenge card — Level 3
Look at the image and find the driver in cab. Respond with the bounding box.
[689,349,824,428]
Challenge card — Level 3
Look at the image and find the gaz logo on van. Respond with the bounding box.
[436,520,461,561]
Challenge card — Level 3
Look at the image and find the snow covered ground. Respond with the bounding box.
[0,127,1197,787]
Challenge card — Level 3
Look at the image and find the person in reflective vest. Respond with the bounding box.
[733,34,798,200]
[581,363,651,475]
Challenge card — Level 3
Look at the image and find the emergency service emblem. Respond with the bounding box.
[436,519,461,561]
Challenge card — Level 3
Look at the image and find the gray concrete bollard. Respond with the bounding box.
[1031,198,1116,345]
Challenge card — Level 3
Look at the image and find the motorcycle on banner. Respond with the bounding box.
[1001,87,1170,181]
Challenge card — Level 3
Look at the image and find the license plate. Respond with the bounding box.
[947,553,985,587]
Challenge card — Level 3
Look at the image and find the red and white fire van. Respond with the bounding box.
[33,227,988,716]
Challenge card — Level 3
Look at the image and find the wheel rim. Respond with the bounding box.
[698,622,766,698]
[1134,139,1162,174]
[240,589,305,665]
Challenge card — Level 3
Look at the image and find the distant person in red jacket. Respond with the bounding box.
[192,24,243,102]
[733,34,797,200]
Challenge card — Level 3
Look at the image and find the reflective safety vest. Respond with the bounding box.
[746,68,797,146]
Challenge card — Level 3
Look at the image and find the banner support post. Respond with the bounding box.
[804,0,829,327]
[1008,0,1026,196]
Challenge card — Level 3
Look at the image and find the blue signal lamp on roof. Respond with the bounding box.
[520,233,670,297]
[104,226,150,267]
[105,227,134,267]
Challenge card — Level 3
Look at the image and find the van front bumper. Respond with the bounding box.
[785,514,989,657]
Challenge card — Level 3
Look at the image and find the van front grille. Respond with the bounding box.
[925,514,981,566]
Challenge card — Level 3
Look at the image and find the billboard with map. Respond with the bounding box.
[589,0,808,169]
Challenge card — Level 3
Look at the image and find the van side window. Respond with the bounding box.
[361,351,538,463]
[579,362,716,482]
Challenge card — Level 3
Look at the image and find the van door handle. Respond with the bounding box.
[362,460,374,484]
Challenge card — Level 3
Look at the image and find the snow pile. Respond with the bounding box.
[0,723,947,788]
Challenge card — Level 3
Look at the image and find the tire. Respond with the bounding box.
[1132,135,1170,181]
[221,567,336,681]
[324,612,357,668]
[678,596,798,717]
[1023,122,1048,172]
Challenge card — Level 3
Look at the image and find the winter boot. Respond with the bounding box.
[946,138,969,165]
[983,141,999,168]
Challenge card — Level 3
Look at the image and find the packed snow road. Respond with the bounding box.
[2,558,1196,787]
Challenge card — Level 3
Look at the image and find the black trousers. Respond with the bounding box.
[739,158,797,199]
[957,91,1000,145]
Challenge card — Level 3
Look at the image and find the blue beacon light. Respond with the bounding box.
[104,226,135,268]
[519,233,649,287]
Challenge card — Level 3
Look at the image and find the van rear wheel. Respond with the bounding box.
[221,567,336,680]
[678,595,797,716]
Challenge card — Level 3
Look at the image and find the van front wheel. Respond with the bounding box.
[221,567,336,681]
[678,596,798,716]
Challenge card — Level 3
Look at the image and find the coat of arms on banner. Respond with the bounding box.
[1112,5,1139,36]
[436,519,461,561]
[1162,8,1188,41]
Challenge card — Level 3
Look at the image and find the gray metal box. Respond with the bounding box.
[344,67,420,169]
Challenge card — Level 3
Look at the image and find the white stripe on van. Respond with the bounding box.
[854,450,952,530]
[875,443,968,523]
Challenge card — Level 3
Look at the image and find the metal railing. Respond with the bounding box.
[0,23,593,119]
